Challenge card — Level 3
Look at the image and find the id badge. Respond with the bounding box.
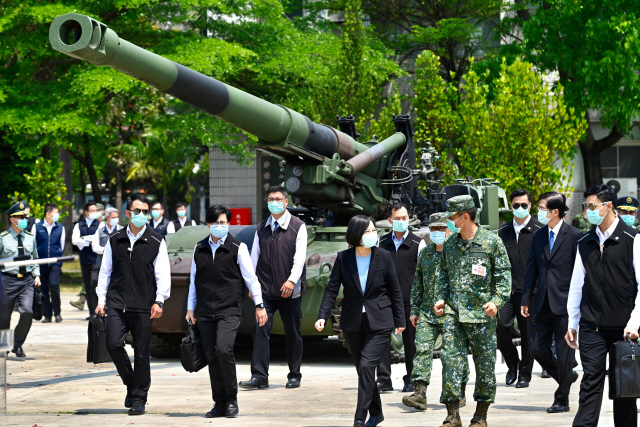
[472,264,486,277]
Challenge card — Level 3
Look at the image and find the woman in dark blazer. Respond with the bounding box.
[315,215,405,427]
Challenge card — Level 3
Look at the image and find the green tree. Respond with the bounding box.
[413,52,587,203]
[505,0,640,186]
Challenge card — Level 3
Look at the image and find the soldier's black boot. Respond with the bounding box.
[460,381,467,407]
[440,401,462,427]
[469,401,490,427]
[402,380,427,410]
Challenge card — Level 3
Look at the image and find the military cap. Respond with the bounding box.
[442,195,475,219]
[5,201,28,217]
[616,196,639,211]
[429,212,447,227]
[96,203,105,210]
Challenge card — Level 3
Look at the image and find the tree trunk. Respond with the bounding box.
[116,158,123,214]
[79,162,86,208]
[42,144,52,160]
[579,119,626,188]
[59,148,74,255]
[83,146,102,203]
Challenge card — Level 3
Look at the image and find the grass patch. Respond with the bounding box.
[60,258,83,293]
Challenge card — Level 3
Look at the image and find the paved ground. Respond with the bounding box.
[3,293,619,427]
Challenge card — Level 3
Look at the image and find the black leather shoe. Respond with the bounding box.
[225,400,239,417]
[206,401,226,418]
[506,365,518,385]
[515,377,530,388]
[239,377,269,389]
[124,387,133,408]
[541,370,551,378]
[86,314,96,321]
[377,382,393,392]
[55,315,63,323]
[12,347,25,358]
[354,420,366,427]
[128,401,145,415]
[547,403,570,413]
[402,379,415,392]
[572,371,579,383]
[41,317,52,323]
[365,414,384,427]
[286,378,300,389]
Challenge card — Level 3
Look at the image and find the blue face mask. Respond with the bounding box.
[392,220,409,233]
[513,207,529,219]
[130,213,148,228]
[268,201,285,215]
[621,214,636,227]
[430,230,446,245]
[586,205,607,226]
[17,219,28,230]
[52,213,60,223]
[447,216,464,234]
[361,233,378,248]
[537,210,551,225]
[210,224,229,239]
[109,218,119,228]
[177,210,186,218]
[151,210,161,219]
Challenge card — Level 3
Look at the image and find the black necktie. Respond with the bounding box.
[17,234,26,277]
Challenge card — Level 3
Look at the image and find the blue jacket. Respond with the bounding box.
[35,222,64,266]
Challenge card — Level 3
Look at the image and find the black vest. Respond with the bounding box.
[255,215,307,300]
[171,218,192,232]
[106,226,163,312]
[379,231,422,307]
[78,219,100,265]
[499,217,543,294]
[579,222,638,329]
[149,217,170,236]
[193,235,245,319]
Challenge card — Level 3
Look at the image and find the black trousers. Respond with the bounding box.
[88,263,100,315]
[530,307,575,405]
[251,297,303,381]
[200,315,242,403]
[343,313,391,421]
[573,326,638,427]
[0,275,34,348]
[106,308,153,402]
[497,292,533,380]
[377,304,415,384]
[41,264,62,318]
[81,263,95,314]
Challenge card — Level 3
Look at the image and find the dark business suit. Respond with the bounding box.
[522,220,581,406]
[319,247,405,422]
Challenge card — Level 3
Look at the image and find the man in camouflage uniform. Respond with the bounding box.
[615,196,640,231]
[571,205,592,234]
[403,213,469,411]
[434,195,511,427]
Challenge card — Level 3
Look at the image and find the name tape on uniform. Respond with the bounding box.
[472,264,487,277]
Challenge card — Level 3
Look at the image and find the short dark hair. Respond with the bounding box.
[127,194,151,211]
[267,186,288,199]
[510,189,532,203]
[84,201,97,212]
[345,215,374,247]
[540,191,569,216]
[44,203,59,214]
[387,202,410,218]
[584,184,617,204]
[175,202,187,210]
[206,205,232,224]
[461,207,477,222]
[152,202,163,210]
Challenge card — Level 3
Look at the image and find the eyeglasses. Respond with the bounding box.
[512,203,529,210]
[211,222,228,226]
[130,209,150,216]
[267,198,285,203]
[583,202,608,211]
[12,215,27,220]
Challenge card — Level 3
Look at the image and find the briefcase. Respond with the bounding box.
[32,285,43,321]
[609,334,640,399]
[180,322,207,373]
[87,315,112,364]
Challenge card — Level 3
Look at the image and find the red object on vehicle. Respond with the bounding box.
[229,208,251,225]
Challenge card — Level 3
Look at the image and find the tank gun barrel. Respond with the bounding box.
[48,13,369,160]
[342,132,406,176]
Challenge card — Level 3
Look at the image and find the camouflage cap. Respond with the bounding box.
[429,212,447,227]
[442,195,475,218]
[96,203,105,210]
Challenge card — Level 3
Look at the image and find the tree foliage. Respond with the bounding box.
[413,51,586,203]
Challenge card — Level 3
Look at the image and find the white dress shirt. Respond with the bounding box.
[71,219,104,249]
[152,217,165,228]
[392,230,427,262]
[166,217,196,234]
[91,224,123,255]
[187,234,263,311]
[41,219,66,250]
[251,210,307,298]
[96,225,171,305]
[513,215,531,242]
[567,217,640,331]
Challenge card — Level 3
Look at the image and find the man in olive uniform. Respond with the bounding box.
[571,205,592,234]
[434,195,511,427]
[402,213,469,411]
[616,196,640,231]
[0,202,41,358]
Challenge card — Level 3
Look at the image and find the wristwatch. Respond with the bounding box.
[154,301,164,308]
[256,303,265,309]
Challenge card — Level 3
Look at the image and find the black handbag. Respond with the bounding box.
[609,333,640,399]
[180,321,207,373]
[87,315,112,364]
[32,285,43,321]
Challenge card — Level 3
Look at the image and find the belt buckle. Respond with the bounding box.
[17,274,23,278]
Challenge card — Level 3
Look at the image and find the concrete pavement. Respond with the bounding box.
[4,293,618,426]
